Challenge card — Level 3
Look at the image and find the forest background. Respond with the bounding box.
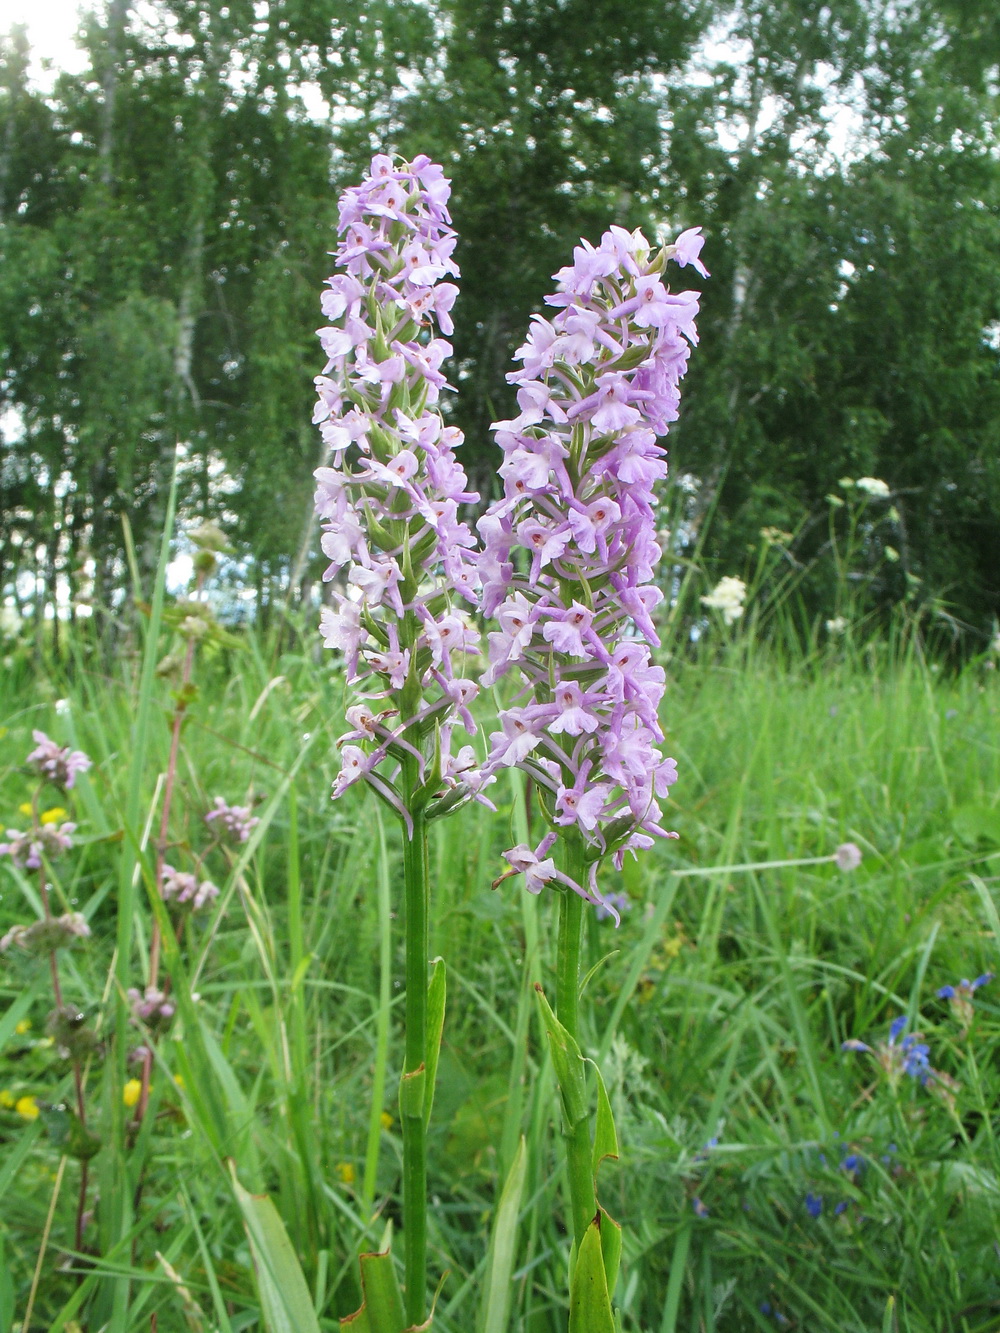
[1,0,999,651]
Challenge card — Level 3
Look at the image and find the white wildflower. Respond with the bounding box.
[701,576,746,626]
[855,477,890,498]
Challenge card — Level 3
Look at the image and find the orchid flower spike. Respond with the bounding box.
[313,154,493,826]
[478,223,705,914]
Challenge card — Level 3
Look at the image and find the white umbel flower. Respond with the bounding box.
[701,575,746,625]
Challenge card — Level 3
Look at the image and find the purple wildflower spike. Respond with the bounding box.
[478,223,704,908]
[313,155,492,821]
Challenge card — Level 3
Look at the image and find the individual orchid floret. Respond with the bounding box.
[26,730,92,790]
[477,221,704,910]
[595,891,631,923]
[0,822,77,870]
[0,911,90,955]
[937,973,992,1030]
[313,155,491,824]
[160,865,219,912]
[493,833,619,919]
[204,796,260,845]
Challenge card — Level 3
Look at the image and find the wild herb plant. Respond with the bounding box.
[1,729,97,1293]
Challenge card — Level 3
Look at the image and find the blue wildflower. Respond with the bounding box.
[900,1033,930,1083]
[937,974,992,1030]
[842,1016,937,1089]
[889,1014,908,1041]
[692,1196,709,1218]
[805,1192,822,1219]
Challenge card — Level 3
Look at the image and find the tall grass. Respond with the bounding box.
[1,615,998,1332]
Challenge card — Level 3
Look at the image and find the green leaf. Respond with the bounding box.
[230,1167,321,1333]
[952,804,1000,847]
[340,1250,406,1332]
[596,1207,622,1304]
[39,1104,102,1161]
[424,957,446,1130]
[591,1066,619,1176]
[568,1217,616,1333]
[882,1294,897,1333]
[533,984,588,1127]
[477,1136,528,1333]
[399,1064,426,1121]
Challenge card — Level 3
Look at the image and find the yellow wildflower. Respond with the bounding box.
[123,1078,142,1108]
[335,1162,355,1185]
[15,1019,32,1035]
[173,1074,185,1089]
[15,1095,40,1121]
[41,807,68,825]
[380,1111,393,1131]
[0,1089,15,1108]
[18,802,33,817]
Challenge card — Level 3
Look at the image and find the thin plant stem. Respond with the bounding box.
[400,778,429,1326]
[361,810,393,1223]
[555,848,597,1258]
[22,1154,67,1332]
[37,851,91,1260]
[138,567,206,1120]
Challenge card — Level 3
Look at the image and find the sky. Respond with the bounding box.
[5,0,91,86]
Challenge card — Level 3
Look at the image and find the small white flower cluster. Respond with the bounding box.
[854,476,890,498]
[701,575,746,625]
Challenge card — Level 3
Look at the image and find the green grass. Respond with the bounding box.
[1,623,999,1332]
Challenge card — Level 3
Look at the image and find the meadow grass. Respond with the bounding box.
[1,622,998,1333]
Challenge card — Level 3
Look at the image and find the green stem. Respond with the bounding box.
[556,866,597,1257]
[401,774,429,1326]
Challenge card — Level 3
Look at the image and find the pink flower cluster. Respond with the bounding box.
[0,820,76,870]
[205,796,259,845]
[1,910,90,954]
[128,985,176,1029]
[27,730,92,790]
[313,154,492,825]
[478,225,708,913]
[160,864,219,912]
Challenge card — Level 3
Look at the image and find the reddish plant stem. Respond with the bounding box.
[136,569,205,1121]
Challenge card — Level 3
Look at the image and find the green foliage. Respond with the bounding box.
[1,620,999,1329]
[3,0,998,640]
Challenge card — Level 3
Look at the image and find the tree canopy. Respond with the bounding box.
[1,0,998,641]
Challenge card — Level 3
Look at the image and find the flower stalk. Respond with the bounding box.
[477,221,710,1320]
[313,153,491,1323]
[401,781,430,1324]
[555,866,597,1256]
